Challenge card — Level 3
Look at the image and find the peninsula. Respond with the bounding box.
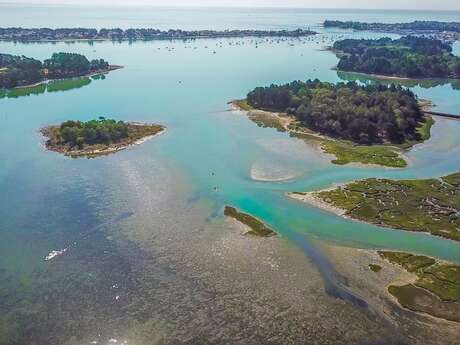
[0,52,120,89]
[324,20,460,41]
[0,27,316,42]
[378,251,460,322]
[42,118,165,158]
[288,172,460,242]
[332,36,460,79]
[235,80,432,167]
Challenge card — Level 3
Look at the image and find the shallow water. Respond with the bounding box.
[1,5,460,344]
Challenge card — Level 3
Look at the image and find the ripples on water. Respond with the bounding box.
[1,6,460,344]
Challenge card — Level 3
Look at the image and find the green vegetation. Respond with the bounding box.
[42,118,164,158]
[43,52,109,79]
[224,206,276,237]
[379,251,460,322]
[416,116,434,141]
[55,118,130,147]
[241,79,434,167]
[0,52,113,89]
[246,80,426,145]
[322,141,406,167]
[0,53,42,88]
[236,106,407,168]
[334,36,460,79]
[315,173,460,242]
[232,99,253,111]
[369,264,382,272]
[379,252,435,272]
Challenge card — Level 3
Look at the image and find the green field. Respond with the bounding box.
[322,141,407,168]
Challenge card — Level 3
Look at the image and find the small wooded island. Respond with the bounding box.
[0,52,120,89]
[42,118,165,158]
[235,80,433,167]
[333,36,460,79]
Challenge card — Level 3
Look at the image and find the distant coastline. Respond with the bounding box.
[0,28,317,43]
[323,20,460,41]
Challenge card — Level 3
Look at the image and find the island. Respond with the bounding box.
[41,118,165,158]
[0,27,316,42]
[234,79,433,167]
[378,251,460,322]
[224,206,276,237]
[332,36,460,79]
[288,172,460,242]
[324,20,460,41]
[0,52,120,89]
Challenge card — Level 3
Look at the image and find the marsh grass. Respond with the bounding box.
[224,206,276,237]
[379,251,460,322]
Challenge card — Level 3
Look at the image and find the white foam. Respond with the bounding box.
[44,248,67,261]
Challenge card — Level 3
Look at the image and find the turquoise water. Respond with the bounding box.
[1,6,460,343]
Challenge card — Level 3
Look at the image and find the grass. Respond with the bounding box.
[379,251,460,322]
[316,173,460,242]
[417,116,435,141]
[322,141,407,168]
[233,99,253,111]
[224,206,276,237]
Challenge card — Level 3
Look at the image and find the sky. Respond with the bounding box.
[1,0,460,10]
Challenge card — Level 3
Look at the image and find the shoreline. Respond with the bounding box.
[289,175,460,243]
[0,35,310,43]
[318,241,460,328]
[286,185,417,233]
[0,31,317,44]
[335,67,460,82]
[287,190,347,217]
[41,122,165,158]
[13,65,123,90]
[231,100,414,168]
[231,100,334,141]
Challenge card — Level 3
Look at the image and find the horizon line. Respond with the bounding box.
[0,2,459,12]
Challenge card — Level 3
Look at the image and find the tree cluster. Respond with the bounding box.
[57,118,129,148]
[246,80,425,144]
[0,53,42,88]
[333,36,460,78]
[0,52,110,88]
[43,53,109,77]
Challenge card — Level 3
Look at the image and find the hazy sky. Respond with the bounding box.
[2,0,460,10]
